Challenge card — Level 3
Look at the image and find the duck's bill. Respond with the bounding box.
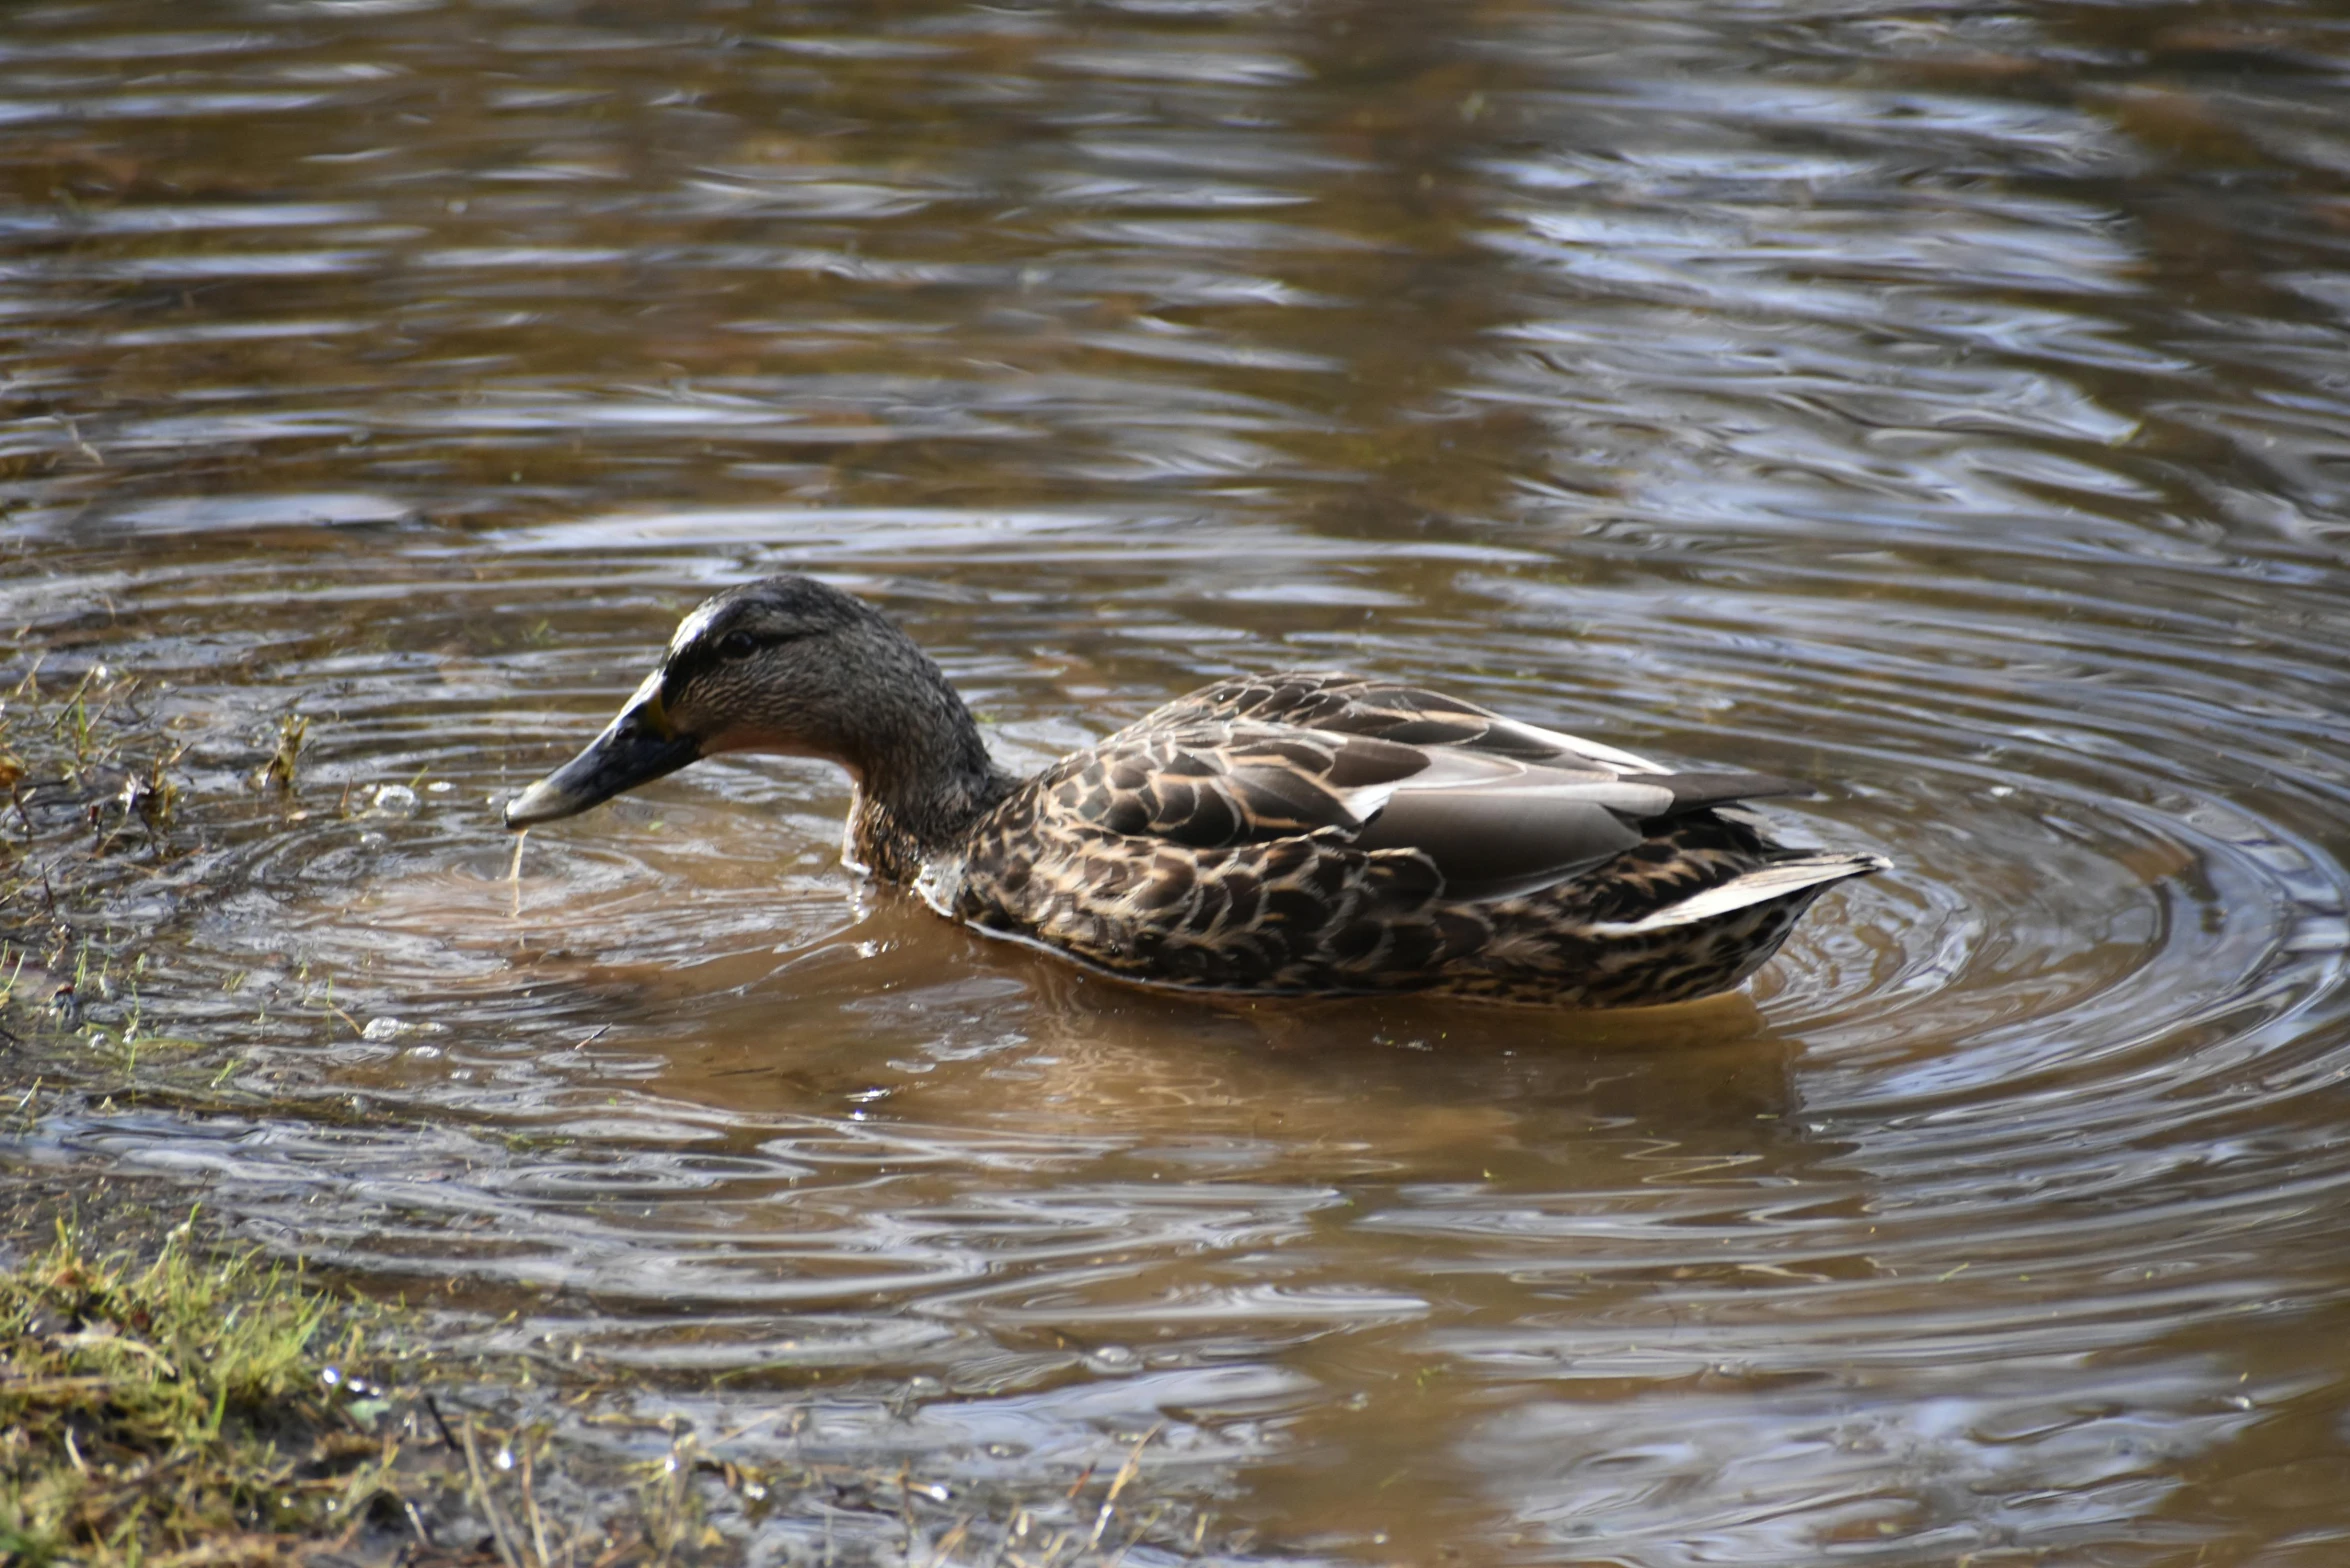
[502,704,699,829]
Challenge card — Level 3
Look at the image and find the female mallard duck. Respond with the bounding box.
[504,576,1886,1006]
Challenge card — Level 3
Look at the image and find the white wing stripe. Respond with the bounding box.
[1499,717,1666,774]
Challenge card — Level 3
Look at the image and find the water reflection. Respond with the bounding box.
[8,0,2350,1561]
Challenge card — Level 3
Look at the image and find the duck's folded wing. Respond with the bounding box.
[1348,757,1801,900]
[1142,673,1674,775]
[1078,721,1804,902]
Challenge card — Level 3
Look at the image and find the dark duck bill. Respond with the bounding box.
[503,672,700,828]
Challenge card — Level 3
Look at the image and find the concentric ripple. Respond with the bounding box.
[10,0,2350,1562]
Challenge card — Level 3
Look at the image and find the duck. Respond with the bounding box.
[502,575,1887,1006]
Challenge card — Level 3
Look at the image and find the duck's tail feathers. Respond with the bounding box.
[1586,851,1889,937]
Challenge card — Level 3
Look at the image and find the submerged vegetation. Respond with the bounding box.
[0,656,359,1086]
[2,658,209,1049]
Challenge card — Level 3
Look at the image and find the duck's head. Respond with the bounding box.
[502,574,981,830]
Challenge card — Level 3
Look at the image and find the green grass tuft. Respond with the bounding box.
[0,1211,390,1567]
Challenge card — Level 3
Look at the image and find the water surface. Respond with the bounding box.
[8,0,2350,1562]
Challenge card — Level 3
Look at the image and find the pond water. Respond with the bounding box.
[8,0,2350,1561]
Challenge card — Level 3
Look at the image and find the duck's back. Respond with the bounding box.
[928,674,1884,1004]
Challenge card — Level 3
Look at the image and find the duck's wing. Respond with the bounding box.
[1073,714,1804,902]
[1132,672,1672,776]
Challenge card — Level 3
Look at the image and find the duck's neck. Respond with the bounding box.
[836,666,1017,885]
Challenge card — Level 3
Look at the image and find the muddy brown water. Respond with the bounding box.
[8,0,2350,1562]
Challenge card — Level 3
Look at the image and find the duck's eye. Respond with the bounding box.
[717,630,760,660]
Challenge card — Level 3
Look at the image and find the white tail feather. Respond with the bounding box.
[1586,853,1889,937]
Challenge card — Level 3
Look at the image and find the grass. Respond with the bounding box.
[0,1210,390,1566]
[0,1195,738,1568]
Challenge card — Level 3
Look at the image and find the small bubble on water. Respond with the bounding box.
[495,1447,514,1471]
[370,783,420,816]
[426,781,453,794]
[1085,1345,1139,1372]
[362,1017,406,1042]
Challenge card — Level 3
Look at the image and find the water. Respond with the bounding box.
[7,0,2350,1561]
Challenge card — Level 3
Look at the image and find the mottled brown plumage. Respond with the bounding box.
[505,576,1887,1006]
